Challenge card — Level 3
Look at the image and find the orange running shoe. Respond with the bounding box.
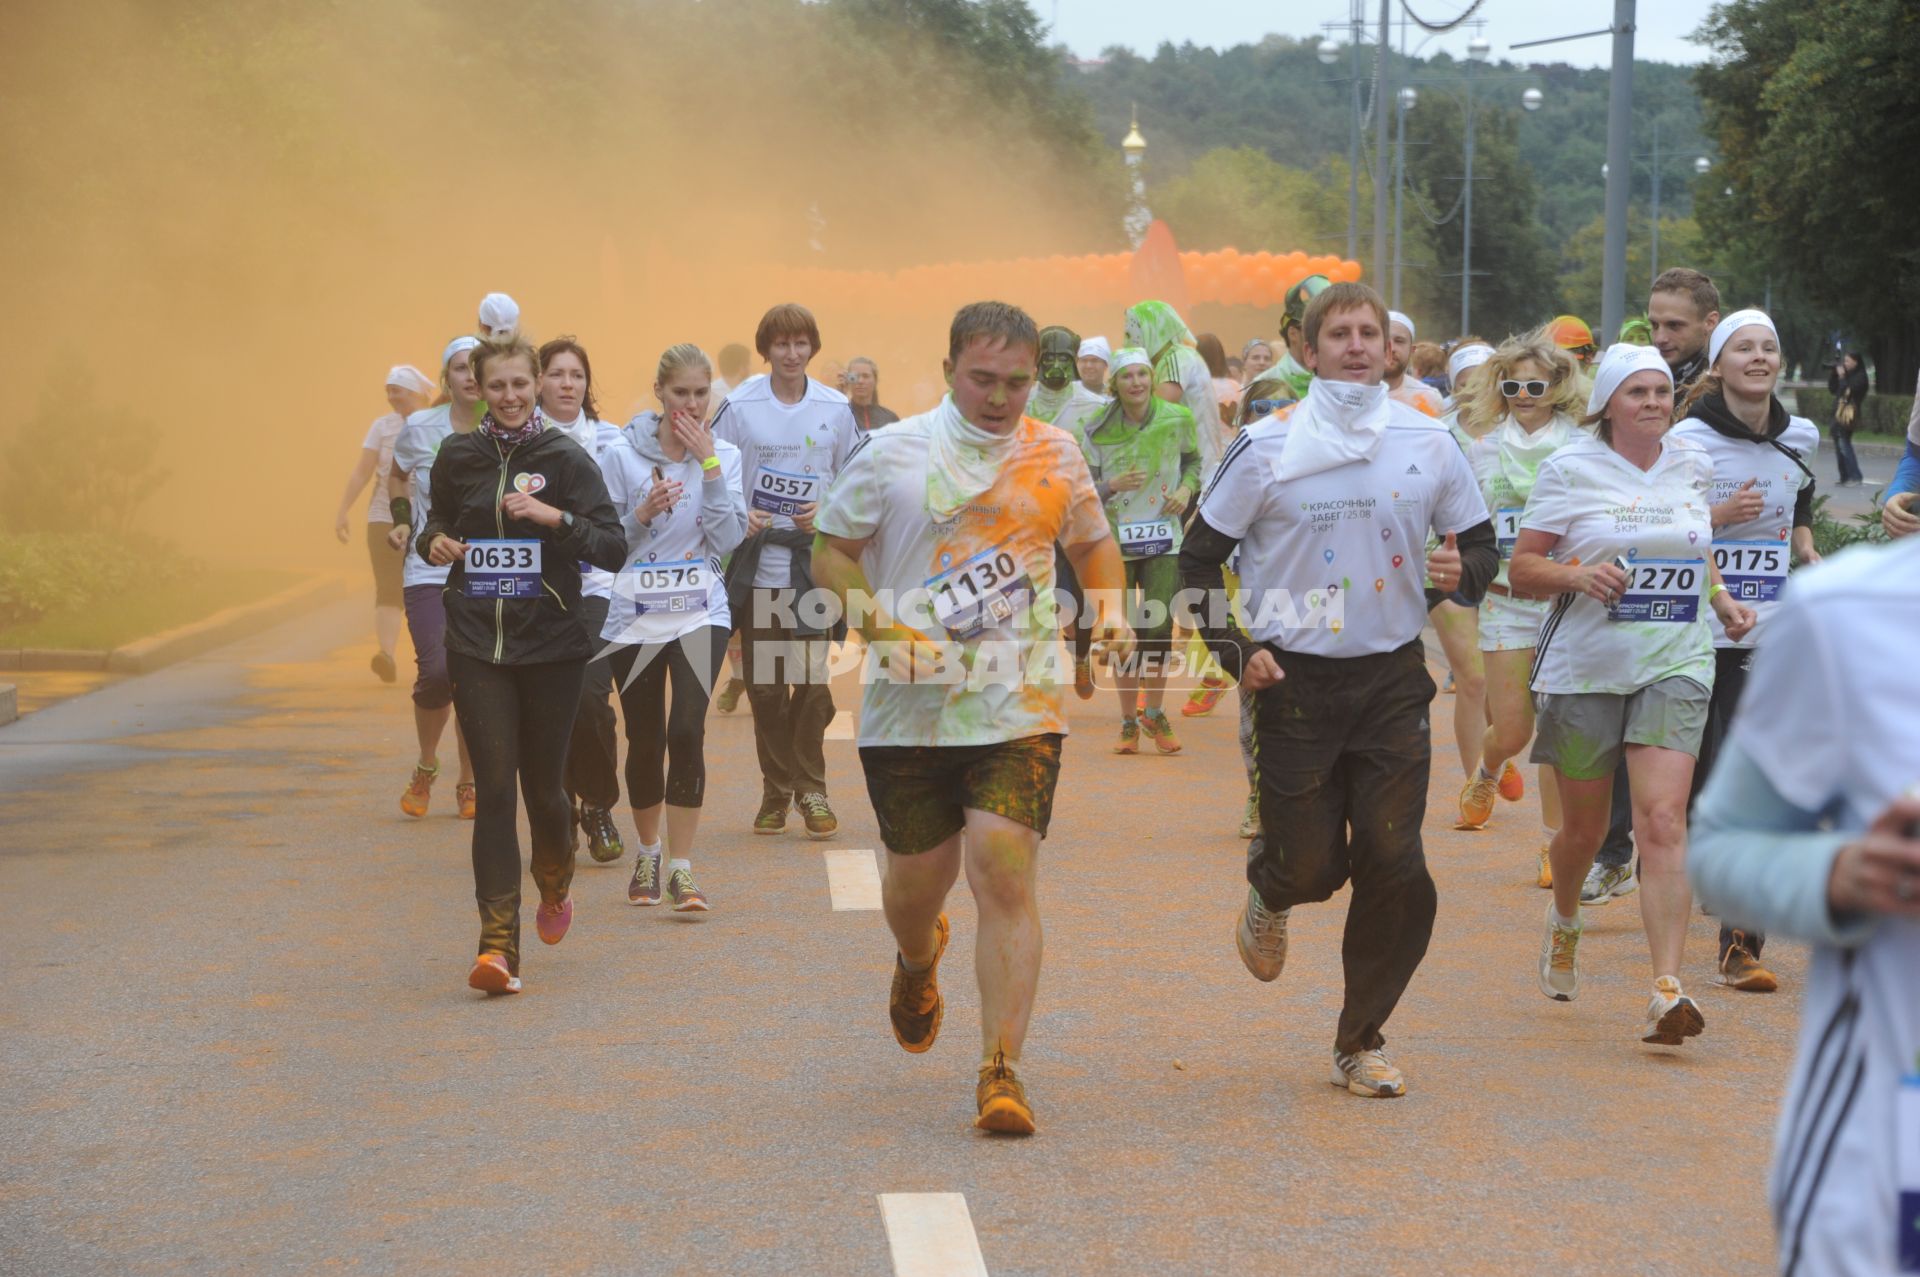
[456,782,477,820]
[1536,842,1554,890]
[1498,760,1525,802]
[467,952,521,996]
[1114,719,1141,755]
[1182,679,1228,717]
[1073,656,1095,701]
[1456,772,1499,830]
[975,1050,1036,1134]
[890,913,949,1053]
[400,763,438,818]
[1141,708,1183,755]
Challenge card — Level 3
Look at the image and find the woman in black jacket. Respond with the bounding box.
[1827,350,1869,486]
[419,334,626,995]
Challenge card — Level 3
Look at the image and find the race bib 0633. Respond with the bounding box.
[1712,539,1789,604]
[463,540,542,598]
[1609,557,1702,624]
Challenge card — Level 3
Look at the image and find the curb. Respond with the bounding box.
[105,575,349,675]
[0,683,14,727]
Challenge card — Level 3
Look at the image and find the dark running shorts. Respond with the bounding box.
[858,733,1064,855]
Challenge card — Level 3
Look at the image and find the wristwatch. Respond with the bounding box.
[559,511,576,533]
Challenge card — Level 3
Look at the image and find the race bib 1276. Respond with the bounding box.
[1118,517,1176,560]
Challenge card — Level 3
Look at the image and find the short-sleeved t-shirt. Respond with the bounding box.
[1081,398,1199,558]
[392,404,458,588]
[711,374,860,589]
[362,413,408,523]
[1389,379,1445,417]
[1669,413,1818,648]
[1197,398,1490,657]
[1158,344,1230,489]
[1521,432,1716,695]
[815,412,1110,748]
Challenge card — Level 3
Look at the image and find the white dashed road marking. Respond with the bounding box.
[878,1193,989,1277]
[825,848,882,911]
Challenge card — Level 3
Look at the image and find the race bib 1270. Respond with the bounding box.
[749,465,821,517]
[1609,557,1702,624]
[1712,539,1789,604]
[463,540,542,598]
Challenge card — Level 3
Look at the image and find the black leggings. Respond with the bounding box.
[610,626,730,810]
[447,651,585,972]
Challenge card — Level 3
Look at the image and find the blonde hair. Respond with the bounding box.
[655,342,712,387]
[470,334,541,388]
[1457,328,1583,440]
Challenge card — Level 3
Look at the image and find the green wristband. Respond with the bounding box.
[389,497,413,526]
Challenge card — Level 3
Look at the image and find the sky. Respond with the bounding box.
[1047,0,1718,69]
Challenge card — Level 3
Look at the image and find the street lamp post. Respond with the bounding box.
[1319,22,1362,263]
[1646,117,1714,283]
[1392,85,1415,309]
[1460,34,1490,337]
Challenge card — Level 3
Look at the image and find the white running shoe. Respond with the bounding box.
[1331,1048,1406,1098]
[1641,976,1706,1045]
[1235,886,1290,982]
[1538,902,1581,1001]
[1580,860,1638,906]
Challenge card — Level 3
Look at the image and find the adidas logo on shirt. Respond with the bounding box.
[1406,464,1422,475]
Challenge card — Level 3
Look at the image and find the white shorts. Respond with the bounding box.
[1477,588,1550,653]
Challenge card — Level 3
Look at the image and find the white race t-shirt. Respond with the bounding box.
[1198,399,1490,657]
[1522,432,1716,695]
[598,421,746,645]
[1730,538,1920,1277]
[1389,378,1445,417]
[392,404,461,589]
[1463,414,1580,591]
[361,412,407,523]
[711,374,860,589]
[815,413,1110,748]
[1669,413,1818,648]
[1160,345,1230,491]
[548,412,618,601]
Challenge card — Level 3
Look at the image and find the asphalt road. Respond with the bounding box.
[1,597,1801,1274]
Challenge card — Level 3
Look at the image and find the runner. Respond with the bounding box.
[1240,338,1276,384]
[1548,315,1599,372]
[599,344,747,913]
[1271,274,1330,401]
[1196,331,1240,428]
[1443,338,1493,413]
[1125,300,1230,487]
[1582,268,1723,909]
[1081,347,1199,755]
[536,336,626,865]
[1449,332,1581,894]
[1670,308,1820,991]
[1509,342,1756,1043]
[812,300,1130,1134]
[1075,335,1111,395]
[711,341,751,412]
[418,334,625,995]
[1026,326,1084,424]
[386,337,481,819]
[1181,281,1498,1097]
[845,356,899,431]
[1429,338,1493,734]
[1385,312,1445,416]
[712,302,860,839]
[334,364,433,683]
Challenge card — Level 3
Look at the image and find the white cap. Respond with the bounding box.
[477,292,520,339]
[441,334,481,368]
[1447,343,1492,382]
[1708,308,1778,368]
[1078,335,1111,363]
[1388,310,1416,342]
[385,364,434,396]
[1107,346,1150,378]
[1586,342,1674,415]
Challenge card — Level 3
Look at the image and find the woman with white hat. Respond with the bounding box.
[1669,308,1820,993]
[335,364,434,682]
[1510,343,1758,1045]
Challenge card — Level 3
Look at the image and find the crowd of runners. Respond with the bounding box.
[330,268,1917,1141]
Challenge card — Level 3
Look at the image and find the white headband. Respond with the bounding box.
[441,334,481,368]
[386,364,434,396]
[477,292,520,340]
[1586,342,1674,415]
[1388,310,1416,342]
[1447,344,1492,382]
[1708,308,1778,368]
[1078,336,1111,363]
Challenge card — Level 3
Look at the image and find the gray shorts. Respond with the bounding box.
[1530,676,1710,781]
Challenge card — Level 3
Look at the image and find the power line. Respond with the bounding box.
[1400,0,1485,35]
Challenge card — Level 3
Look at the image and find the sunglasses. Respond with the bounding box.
[1246,398,1290,418]
[1499,379,1550,398]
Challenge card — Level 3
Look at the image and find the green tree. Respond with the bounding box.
[1695,0,1920,391]
[1149,146,1334,253]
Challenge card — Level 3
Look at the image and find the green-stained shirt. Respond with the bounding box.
[1080,397,1201,558]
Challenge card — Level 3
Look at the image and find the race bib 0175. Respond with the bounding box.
[1712,539,1789,604]
[463,539,542,599]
